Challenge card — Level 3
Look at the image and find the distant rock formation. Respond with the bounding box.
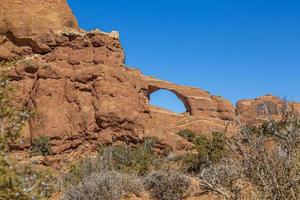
[237,95,300,124]
[1,0,299,161]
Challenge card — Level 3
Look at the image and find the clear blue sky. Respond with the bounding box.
[68,0,300,112]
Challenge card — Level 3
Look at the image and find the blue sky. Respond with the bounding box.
[68,0,300,112]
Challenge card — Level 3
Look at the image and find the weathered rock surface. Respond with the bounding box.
[236,95,300,125]
[1,0,300,159]
[0,0,79,60]
[6,28,238,154]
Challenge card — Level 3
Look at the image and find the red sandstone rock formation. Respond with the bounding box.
[236,95,300,124]
[1,0,299,158]
[0,0,78,60]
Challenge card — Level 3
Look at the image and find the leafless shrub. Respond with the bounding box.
[199,103,300,200]
[200,158,246,199]
[63,171,143,200]
[144,170,191,200]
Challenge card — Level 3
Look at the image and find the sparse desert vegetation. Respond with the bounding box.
[63,171,143,200]
[59,105,300,200]
[1,60,300,200]
[0,63,299,199]
[1,1,300,199]
[144,170,191,200]
[30,136,53,156]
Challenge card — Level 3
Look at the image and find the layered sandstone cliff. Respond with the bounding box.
[1,0,299,162]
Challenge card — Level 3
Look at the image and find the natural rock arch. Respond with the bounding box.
[147,85,192,114]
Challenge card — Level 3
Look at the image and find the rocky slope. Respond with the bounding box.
[1,0,300,165]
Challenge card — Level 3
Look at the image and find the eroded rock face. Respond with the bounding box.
[7,28,238,154]
[236,95,300,125]
[7,31,142,154]
[0,0,78,36]
[0,0,79,60]
[1,0,300,159]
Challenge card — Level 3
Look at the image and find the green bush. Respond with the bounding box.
[64,140,157,187]
[176,129,196,142]
[30,136,53,156]
[144,170,191,200]
[98,140,156,175]
[182,132,228,173]
[181,153,202,173]
[206,132,228,163]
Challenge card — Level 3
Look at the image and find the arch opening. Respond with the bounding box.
[147,88,190,114]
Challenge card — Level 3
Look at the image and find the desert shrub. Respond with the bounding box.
[30,136,53,156]
[0,61,57,199]
[242,113,300,200]
[63,171,143,200]
[194,132,227,164]
[144,170,191,200]
[64,140,157,187]
[63,157,98,187]
[181,153,202,173]
[200,105,300,200]
[18,166,59,199]
[0,62,31,199]
[182,132,228,173]
[151,153,187,172]
[0,69,30,151]
[0,162,58,200]
[176,129,196,142]
[98,139,157,175]
[200,159,244,199]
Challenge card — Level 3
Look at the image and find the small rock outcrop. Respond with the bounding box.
[236,95,300,124]
[1,0,299,159]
